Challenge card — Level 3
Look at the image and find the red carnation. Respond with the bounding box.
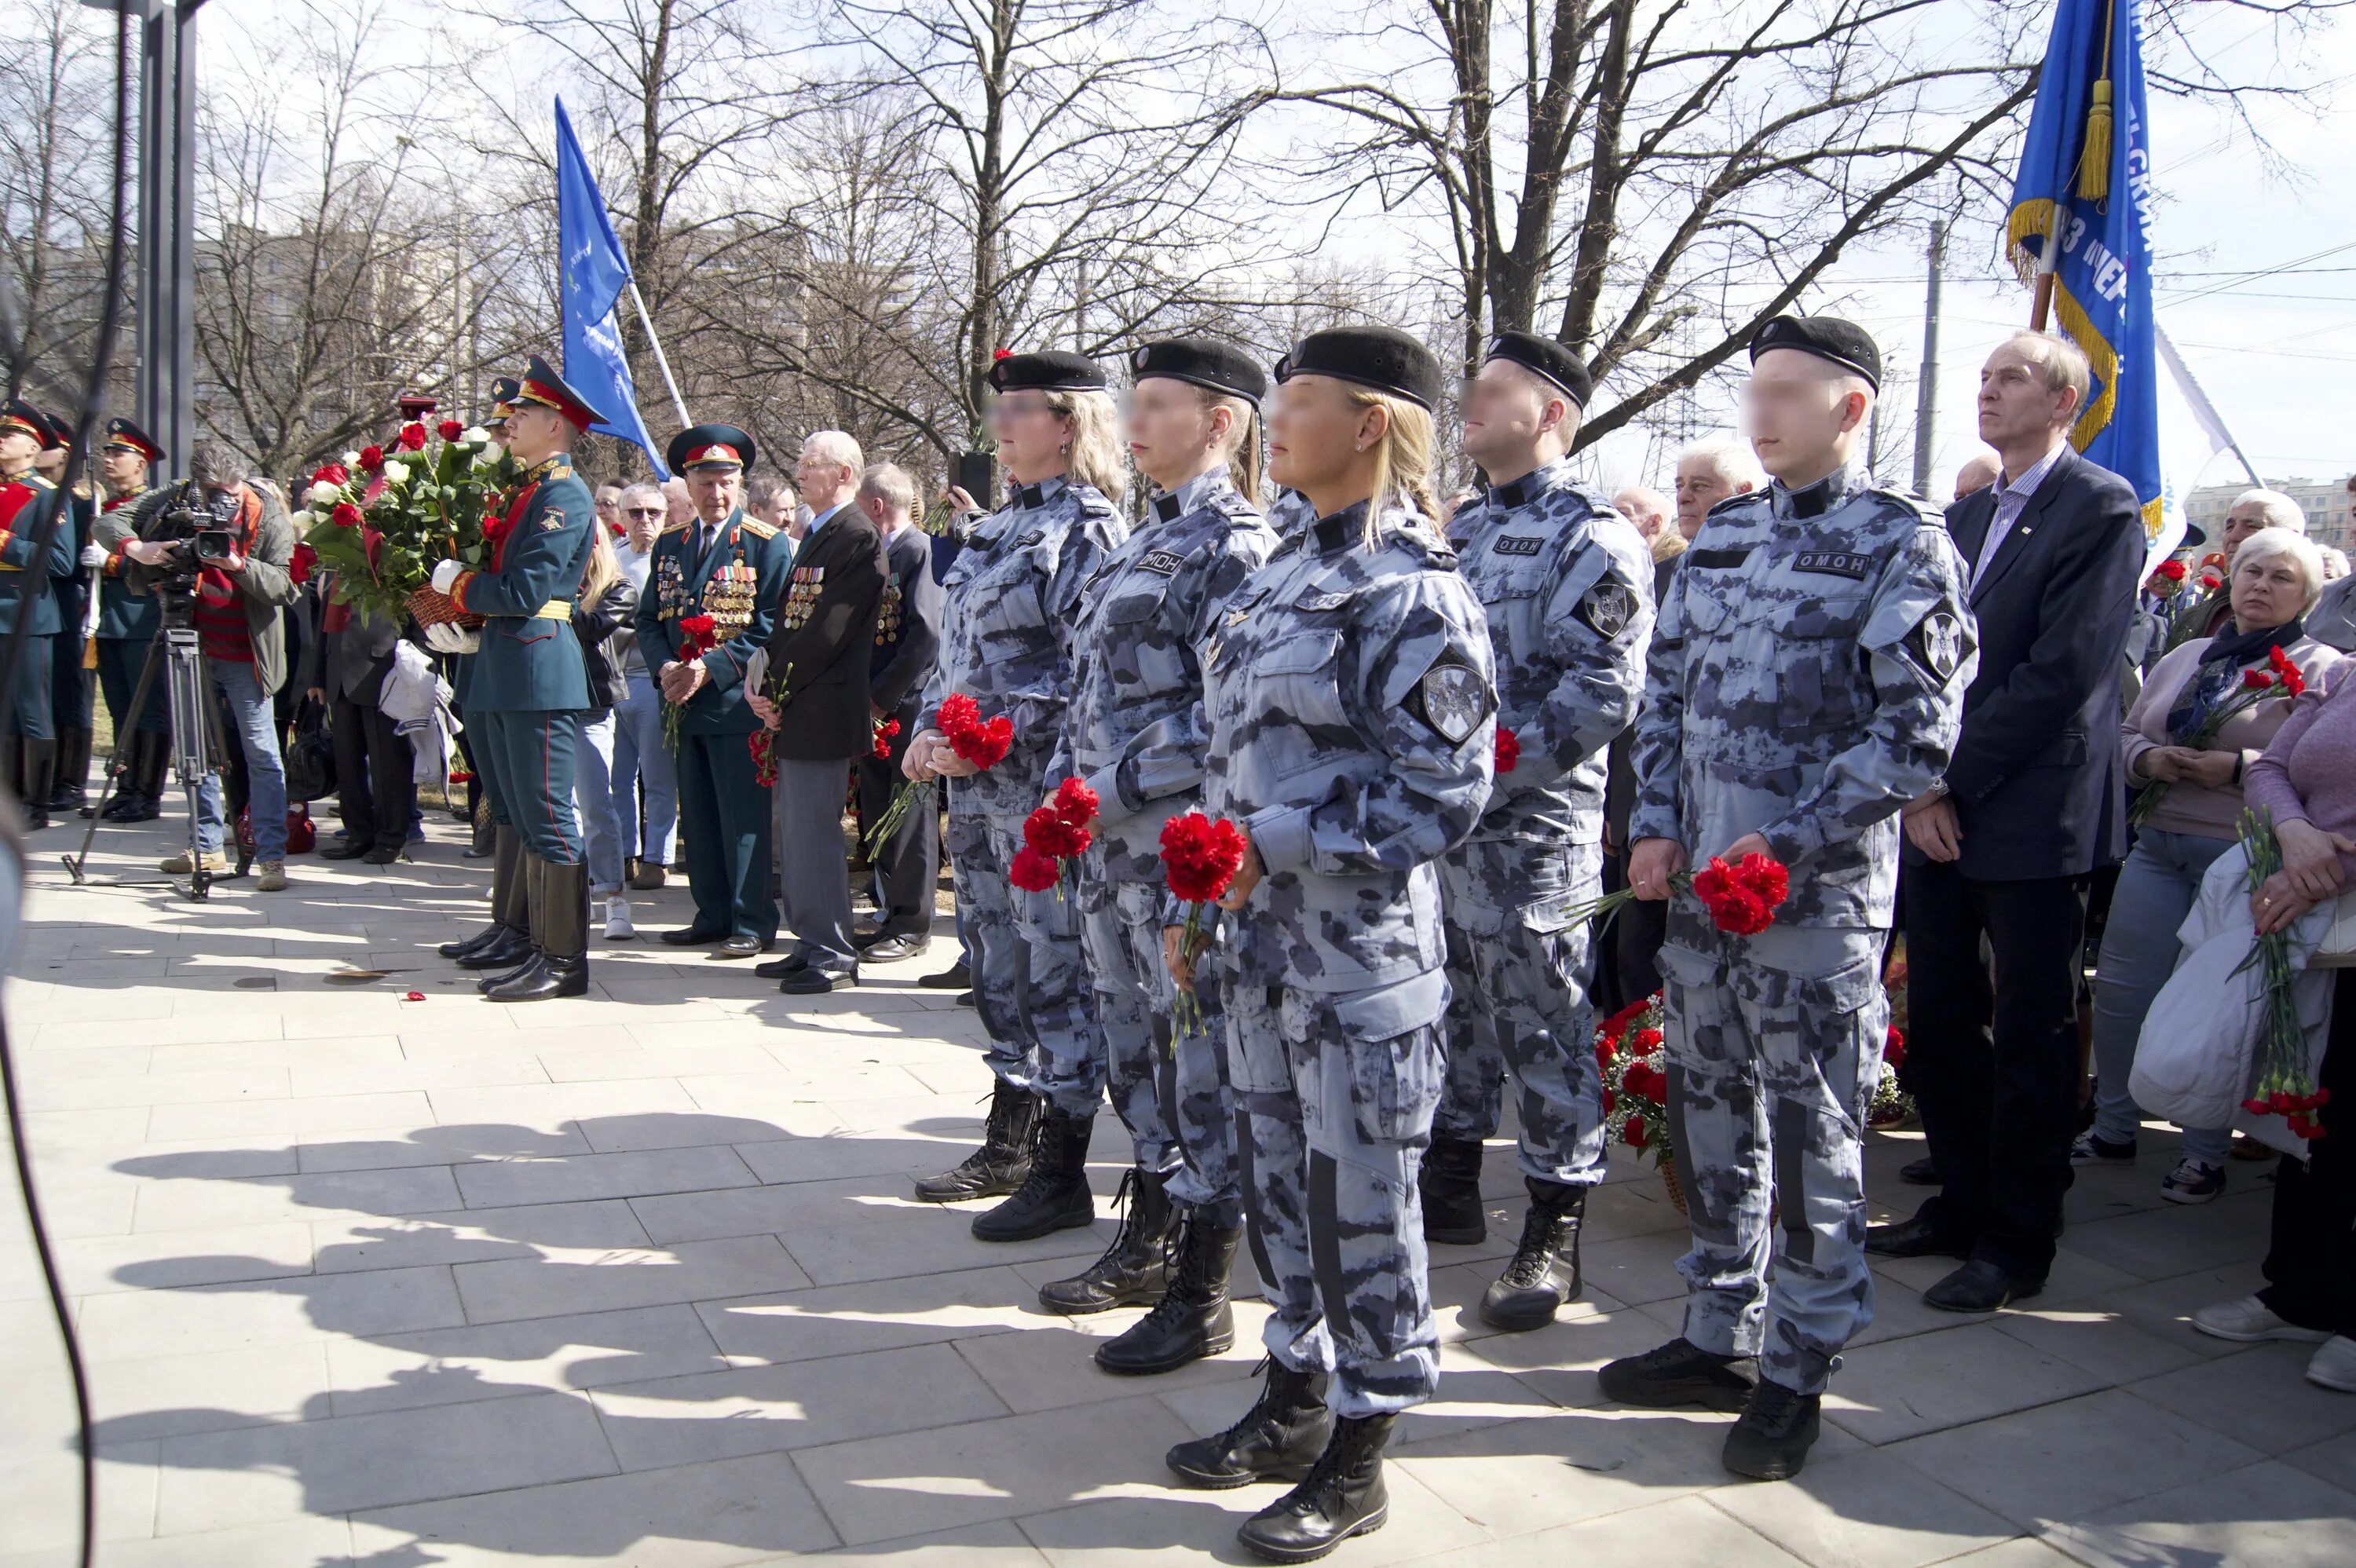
[1622,1120,1648,1149]
[288,541,317,585]
[1161,811,1249,906]
[310,462,349,489]
[1883,1025,1906,1069]
[871,716,901,760]
[330,502,364,530]
[675,612,719,659]
[951,714,1014,771]
[2157,558,2187,581]
[2201,572,2222,591]
[1023,806,1088,861]
[1634,1026,1664,1052]
[1009,846,1060,892]
[1689,852,1789,937]
[357,445,386,473]
[993,347,1012,361]
[2243,669,2274,690]
[437,419,464,442]
[397,422,428,452]
[1053,777,1099,828]
[1620,1061,1651,1098]
[1495,726,1520,774]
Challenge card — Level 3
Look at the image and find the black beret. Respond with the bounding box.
[987,350,1107,395]
[1128,338,1268,405]
[1749,315,1882,392]
[1274,326,1443,411]
[668,423,757,475]
[1485,331,1593,408]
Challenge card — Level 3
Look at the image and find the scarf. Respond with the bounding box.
[2167,615,2304,744]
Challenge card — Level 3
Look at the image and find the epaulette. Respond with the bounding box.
[1868,486,1944,528]
[1268,533,1306,561]
[740,517,779,540]
[24,474,57,492]
[1706,490,1762,519]
[660,521,689,537]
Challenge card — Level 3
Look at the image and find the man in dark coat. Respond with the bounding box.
[853,462,945,962]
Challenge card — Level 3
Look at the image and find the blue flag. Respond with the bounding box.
[2007,0,2165,556]
[555,97,669,479]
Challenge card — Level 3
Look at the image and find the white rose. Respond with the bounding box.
[474,445,503,468]
[342,451,360,466]
[305,481,340,507]
[381,459,409,484]
[461,426,491,445]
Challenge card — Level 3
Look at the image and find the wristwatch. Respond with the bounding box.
[1923,777,1950,802]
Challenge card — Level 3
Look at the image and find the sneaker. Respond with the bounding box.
[1597,1338,1757,1411]
[2307,1336,2356,1394]
[159,849,229,874]
[2069,1131,2137,1165]
[2192,1294,2332,1344]
[255,861,288,892]
[2159,1157,2225,1205]
[603,896,635,941]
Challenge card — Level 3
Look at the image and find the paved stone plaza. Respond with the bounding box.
[3,814,2353,1567]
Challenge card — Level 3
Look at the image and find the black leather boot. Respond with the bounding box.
[913,1078,1041,1202]
[97,736,140,820]
[1480,1177,1586,1331]
[111,731,167,822]
[1037,1168,1175,1314]
[1418,1134,1487,1245]
[1097,1209,1239,1376]
[1721,1377,1823,1481]
[490,861,589,1001]
[20,738,55,829]
[1236,1413,1395,1563]
[478,857,547,992]
[453,829,532,965]
[47,726,89,810]
[971,1105,1095,1241]
[1165,1359,1331,1489]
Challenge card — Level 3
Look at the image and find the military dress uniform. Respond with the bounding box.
[0,399,78,824]
[1608,316,1974,1480]
[855,516,946,951]
[1037,335,1281,1370]
[635,426,788,953]
[35,411,99,812]
[1427,336,1655,1333]
[90,420,171,821]
[909,352,1128,1234]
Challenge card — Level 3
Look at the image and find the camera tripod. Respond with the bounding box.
[63,598,228,901]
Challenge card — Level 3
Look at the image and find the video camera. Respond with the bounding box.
[148,478,243,578]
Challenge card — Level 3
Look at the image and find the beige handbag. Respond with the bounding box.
[2314,890,2356,968]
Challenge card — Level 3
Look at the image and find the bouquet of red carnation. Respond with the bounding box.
[2129,645,2306,828]
[1160,810,1249,1040]
[1596,992,1672,1166]
[1011,778,1096,896]
[2149,557,2190,598]
[865,693,1015,850]
[2237,808,2332,1142]
[1561,850,1791,937]
[1869,1025,1915,1128]
[871,716,901,760]
[1494,726,1520,774]
[663,614,721,755]
[747,663,794,788]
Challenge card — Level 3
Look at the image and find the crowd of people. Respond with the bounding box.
[2,305,2354,1563]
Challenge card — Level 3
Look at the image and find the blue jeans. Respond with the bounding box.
[194,661,287,862]
[610,670,678,868]
[574,710,625,895]
[2090,828,2234,1164]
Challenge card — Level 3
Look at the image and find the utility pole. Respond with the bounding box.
[1912,219,1945,499]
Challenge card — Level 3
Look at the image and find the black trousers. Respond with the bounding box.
[2259,969,2356,1337]
[1609,845,1667,1010]
[331,693,415,853]
[855,698,937,940]
[1904,860,2091,1277]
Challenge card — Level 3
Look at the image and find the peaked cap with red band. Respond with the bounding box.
[1,399,49,443]
[666,423,757,476]
[104,417,164,464]
[511,355,606,433]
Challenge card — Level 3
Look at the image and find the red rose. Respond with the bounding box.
[1494,726,1520,774]
[357,445,386,473]
[330,502,364,529]
[1009,846,1061,892]
[1053,777,1099,828]
[397,422,428,452]
[437,419,464,442]
[310,462,349,489]
[1622,1120,1648,1149]
[288,542,317,585]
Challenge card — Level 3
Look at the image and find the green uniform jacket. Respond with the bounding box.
[634,508,787,737]
[0,475,79,637]
[449,458,594,714]
[93,488,163,641]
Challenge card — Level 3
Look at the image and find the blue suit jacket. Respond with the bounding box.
[450,459,594,714]
[1909,443,2145,881]
[634,508,788,736]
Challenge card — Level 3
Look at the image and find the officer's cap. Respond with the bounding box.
[987,350,1108,396]
[482,376,521,428]
[512,354,608,433]
[1749,316,1882,392]
[34,408,71,451]
[0,399,46,444]
[1275,326,1443,411]
[1128,338,1268,406]
[668,423,756,476]
[1484,331,1593,408]
[104,417,163,463]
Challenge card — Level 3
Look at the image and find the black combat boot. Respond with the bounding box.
[1165,1359,1331,1489]
[1235,1413,1396,1563]
[490,861,589,1001]
[1480,1177,1586,1331]
[1721,1377,1822,1481]
[913,1079,1040,1202]
[47,726,90,811]
[1597,1337,1758,1411]
[20,738,55,829]
[1418,1135,1487,1245]
[971,1105,1095,1241]
[1038,1168,1175,1314]
[1097,1208,1240,1376]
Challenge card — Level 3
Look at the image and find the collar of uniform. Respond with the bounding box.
[1012,475,1068,510]
[1772,465,1855,521]
[1150,467,1228,525]
[1487,455,1571,512]
[1313,500,1370,555]
[523,455,565,484]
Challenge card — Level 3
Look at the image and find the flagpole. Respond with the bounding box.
[2030,205,2064,331]
[626,280,691,429]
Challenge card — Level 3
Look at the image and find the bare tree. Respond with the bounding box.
[0,0,118,408]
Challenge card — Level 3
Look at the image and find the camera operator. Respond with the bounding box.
[119,439,300,889]
[0,399,79,828]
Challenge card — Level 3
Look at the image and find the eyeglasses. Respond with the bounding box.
[624,506,664,518]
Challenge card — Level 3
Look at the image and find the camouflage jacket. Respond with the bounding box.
[920,475,1128,817]
[1202,497,1498,991]
[1630,465,1974,933]
[1048,468,1279,881]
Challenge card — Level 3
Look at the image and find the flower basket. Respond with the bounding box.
[404,586,485,630]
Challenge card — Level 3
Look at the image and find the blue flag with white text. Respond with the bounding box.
[2007,0,2164,553]
[556,97,668,479]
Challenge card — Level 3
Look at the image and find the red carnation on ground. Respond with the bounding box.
[1622,1120,1649,1149]
[437,418,464,442]
[397,422,428,452]
[288,542,317,585]
[1009,846,1060,893]
[1494,726,1520,774]
[357,445,386,473]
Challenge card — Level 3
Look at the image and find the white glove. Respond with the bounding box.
[430,559,462,594]
[79,541,108,568]
[422,623,479,655]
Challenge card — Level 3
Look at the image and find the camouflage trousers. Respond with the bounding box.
[1080,875,1241,1225]
[1433,843,1610,1186]
[1227,970,1447,1416]
[946,812,1103,1113]
[1656,927,1887,1396]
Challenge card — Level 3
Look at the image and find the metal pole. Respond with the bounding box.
[624,279,690,428]
[169,2,196,468]
[137,3,166,466]
[1913,219,1944,499]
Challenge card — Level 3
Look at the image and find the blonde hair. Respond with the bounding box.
[1045,388,1129,502]
[1197,388,1263,507]
[579,517,623,605]
[1343,386,1439,546]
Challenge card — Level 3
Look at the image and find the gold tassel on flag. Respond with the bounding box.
[2077,79,2113,200]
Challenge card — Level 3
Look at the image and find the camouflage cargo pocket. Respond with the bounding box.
[1321,968,1449,1145]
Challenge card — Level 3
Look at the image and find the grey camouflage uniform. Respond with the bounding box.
[920,477,1128,1110]
[1432,460,1654,1186]
[1202,497,1496,1416]
[1048,468,1277,1225]
[1630,464,1974,1396]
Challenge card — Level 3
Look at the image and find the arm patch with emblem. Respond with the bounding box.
[1899,608,1969,687]
[1574,579,1637,639]
[1410,656,1493,744]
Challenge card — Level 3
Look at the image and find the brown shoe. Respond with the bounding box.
[629,861,667,891]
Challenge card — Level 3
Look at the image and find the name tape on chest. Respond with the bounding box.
[1793,550,1873,580]
[1688,547,1753,570]
[1294,590,1352,613]
[1491,535,1545,557]
[1138,550,1184,577]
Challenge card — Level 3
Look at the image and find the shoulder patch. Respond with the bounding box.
[1138,550,1184,576]
[1411,658,1492,745]
[1575,580,1637,639]
[740,517,779,540]
[1492,535,1546,557]
[1901,608,1970,687]
[1792,550,1873,580]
